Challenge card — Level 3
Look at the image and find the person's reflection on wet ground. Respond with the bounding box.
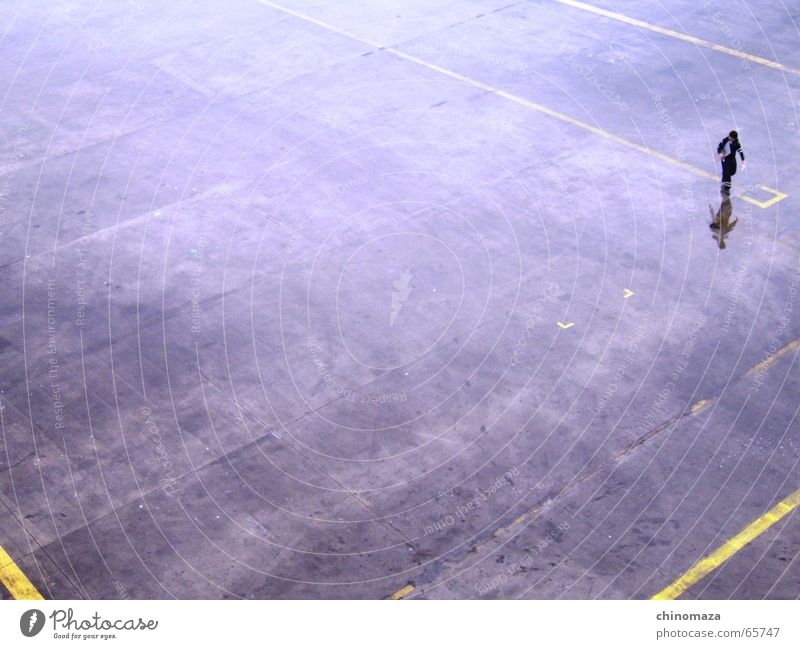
[709,195,738,249]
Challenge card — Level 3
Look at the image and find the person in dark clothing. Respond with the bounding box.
[718,130,745,194]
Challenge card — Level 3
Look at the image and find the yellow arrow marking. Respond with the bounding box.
[557,322,575,329]
[623,288,634,299]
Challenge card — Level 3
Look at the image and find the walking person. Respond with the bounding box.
[718,130,745,194]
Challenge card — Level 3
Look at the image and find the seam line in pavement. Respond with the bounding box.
[746,340,800,378]
[551,0,800,76]
[652,487,800,600]
[254,0,787,209]
[400,338,800,597]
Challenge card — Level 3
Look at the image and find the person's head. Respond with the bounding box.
[729,130,738,140]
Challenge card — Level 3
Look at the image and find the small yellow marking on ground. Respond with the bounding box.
[0,544,44,600]
[746,340,800,378]
[557,322,575,329]
[255,0,786,209]
[389,584,415,599]
[653,488,800,600]
[554,0,800,76]
[623,288,634,299]
[690,399,713,414]
[744,185,789,209]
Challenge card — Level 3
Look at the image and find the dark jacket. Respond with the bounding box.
[718,137,745,167]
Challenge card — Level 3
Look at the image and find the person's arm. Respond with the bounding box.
[738,143,746,162]
[718,139,726,157]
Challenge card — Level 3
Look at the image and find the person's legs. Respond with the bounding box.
[710,201,721,229]
[721,160,735,193]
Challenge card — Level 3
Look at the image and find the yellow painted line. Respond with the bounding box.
[554,0,800,76]
[746,340,800,378]
[557,322,575,329]
[653,488,800,600]
[0,544,43,600]
[256,0,787,209]
[494,510,538,539]
[623,288,634,299]
[389,584,415,599]
[746,185,789,209]
[690,398,713,414]
[690,340,799,413]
